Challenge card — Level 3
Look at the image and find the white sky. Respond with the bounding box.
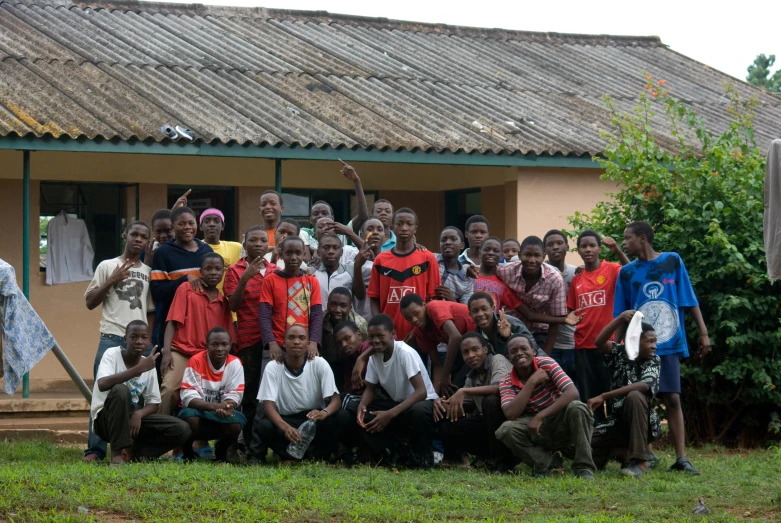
[144,0,779,81]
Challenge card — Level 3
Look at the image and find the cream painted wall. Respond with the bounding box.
[515,167,616,264]
[481,185,506,239]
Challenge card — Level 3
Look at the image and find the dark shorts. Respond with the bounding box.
[658,354,681,394]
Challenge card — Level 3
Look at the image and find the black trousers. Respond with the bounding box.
[237,342,269,444]
[360,398,434,467]
[93,384,191,458]
[253,409,351,460]
[439,395,511,462]
[574,349,610,403]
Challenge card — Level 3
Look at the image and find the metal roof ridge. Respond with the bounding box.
[6,0,664,46]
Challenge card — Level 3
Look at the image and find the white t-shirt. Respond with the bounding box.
[365,341,438,402]
[85,258,154,337]
[258,356,338,416]
[90,346,160,421]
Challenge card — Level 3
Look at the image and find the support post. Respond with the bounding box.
[22,150,30,398]
[275,158,282,193]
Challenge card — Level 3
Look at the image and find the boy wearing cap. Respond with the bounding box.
[200,208,243,295]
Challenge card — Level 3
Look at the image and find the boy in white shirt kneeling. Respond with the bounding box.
[357,314,439,469]
[252,324,350,462]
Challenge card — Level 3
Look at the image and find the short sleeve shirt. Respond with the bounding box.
[314,263,355,305]
[613,253,698,357]
[413,300,476,353]
[567,261,622,349]
[85,258,153,337]
[258,356,338,416]
[474,273,522,312]
[223,257,275,350]
[547,262,576,350]
[498,356,573,414]
[90,347,159,420]
[167,285,235,357]
[368,249,441,340]
[436,254,474,305]
[208,241,244,295]
[463,354,513,414]
[365,341,438,402]
[259,271,322,347]
[496,261,567,333]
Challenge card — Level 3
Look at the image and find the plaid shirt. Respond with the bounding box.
[436,254,474,305]
[496,261,567,333]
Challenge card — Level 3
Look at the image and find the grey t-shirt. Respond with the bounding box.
[548,262,576,350]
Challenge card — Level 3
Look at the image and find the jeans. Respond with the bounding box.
[85,334,152,459]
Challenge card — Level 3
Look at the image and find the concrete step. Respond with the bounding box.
[0,393,90,443]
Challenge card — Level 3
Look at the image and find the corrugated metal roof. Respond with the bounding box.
[0,0,779,155]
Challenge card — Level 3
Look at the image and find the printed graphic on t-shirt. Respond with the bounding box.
[127,376,147,404]
[287,280,313,326]
[115,272,148,310]
[387,286,416,303]
[204,386,226,403]
[637,282,679,344]
[576,289,606,308]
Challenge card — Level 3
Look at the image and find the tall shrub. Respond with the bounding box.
[569,76,781,445]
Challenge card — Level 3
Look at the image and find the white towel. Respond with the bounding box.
[625,311,645,360]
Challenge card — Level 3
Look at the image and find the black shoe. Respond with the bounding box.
[647,451,658,469]
[575,469,595,480]
[668,457,700,475]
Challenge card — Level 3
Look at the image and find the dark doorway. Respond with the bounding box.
[445,188,482,233]
[167,186,236,241]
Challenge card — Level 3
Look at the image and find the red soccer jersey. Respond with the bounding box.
[474,273,522,312]
[259,271,322,347]
[223,257,276,351]
[567,261,622,349]
[413,300,476,353]
[166,285,235,357]
[368,249,441,340]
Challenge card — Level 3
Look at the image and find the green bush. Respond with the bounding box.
[568,76,781,445]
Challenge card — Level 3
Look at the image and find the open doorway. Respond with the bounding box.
[167,186,236,241]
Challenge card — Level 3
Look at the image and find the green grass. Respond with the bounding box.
[0,441,779,522]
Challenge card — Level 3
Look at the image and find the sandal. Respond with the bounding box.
[193,446,215,460]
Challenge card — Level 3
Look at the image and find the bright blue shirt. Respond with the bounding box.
[613,252,698,357]
[381,230,397,252]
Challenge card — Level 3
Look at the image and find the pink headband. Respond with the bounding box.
[199,208,225,224]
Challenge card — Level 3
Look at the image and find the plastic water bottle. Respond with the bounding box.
[287,420,317,459]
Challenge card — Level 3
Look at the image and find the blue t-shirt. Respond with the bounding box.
[613,252,698,357]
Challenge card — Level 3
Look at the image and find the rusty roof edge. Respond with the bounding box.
[8,0,664,45]
[0,132,603,167]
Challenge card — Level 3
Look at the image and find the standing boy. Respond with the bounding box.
[178,327,246,462]
[353,218,385,320]
[259,190,284,247]
[253,324,350,461]
[436,226,473,304]
[90,321,190,465]
[496,336,596,479]
[367,208,441,341]
[614,221,709,475]
[160,253,235,415]
[357,314,439,468]
[543,230,578,380]
[200,208,243,294]
[313,234,369,305]
[259,236,323,363]
[151,206,214,347]
[590,311,661,477]
[459,215,490,267]
[84,221,154,461]
[568,230,628,401]
[223,226,275,440]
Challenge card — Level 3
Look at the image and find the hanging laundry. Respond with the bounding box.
[0,259,55,394]
[45,211,94,285]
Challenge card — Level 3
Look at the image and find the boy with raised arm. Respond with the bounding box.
[590,310,661,477]
[91,321,190,465]
[357,314,439,468]
[614,220,709,475]
[467,292,541,357]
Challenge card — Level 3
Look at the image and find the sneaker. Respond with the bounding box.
[575,469,595,480]
[647,451,658,469]
[82,454,101,462]
[432,451,444,466]
[669,457,701,475]
[620,464,648,477]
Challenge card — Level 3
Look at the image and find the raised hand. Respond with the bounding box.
[355,243,372,268]
[110,259,134,285]
[243,255,266,280]
[136,346,160,372]
[497,308,512,338]
[338,159,358,181]
[172,189,191,210]
[601,235,619,253]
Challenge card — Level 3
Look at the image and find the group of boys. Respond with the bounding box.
[83,162,709,478]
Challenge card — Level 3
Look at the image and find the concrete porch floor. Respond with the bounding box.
[0,392,89,443]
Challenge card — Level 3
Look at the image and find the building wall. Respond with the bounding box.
[0,149,610,391]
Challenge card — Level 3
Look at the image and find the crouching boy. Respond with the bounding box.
[589,310,661,477]
[90,320,190,464]
[178,327,246,462]
[252,324,350,461]
[495,335,596,479]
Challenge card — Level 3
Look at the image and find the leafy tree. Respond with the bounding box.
[746,54,781,93]
[569,76,781,445]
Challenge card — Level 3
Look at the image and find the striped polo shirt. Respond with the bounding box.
[499,357,573,414]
